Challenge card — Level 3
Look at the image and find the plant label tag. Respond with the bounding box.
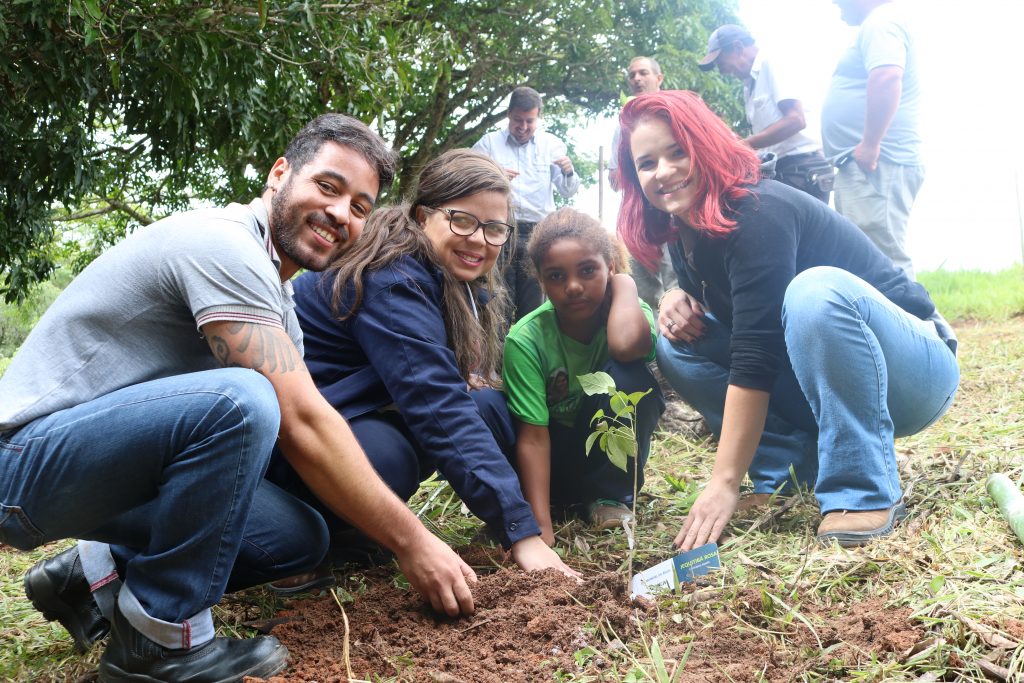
[629,542,721,599]
[672,542,720,583]
[630,556,676,599]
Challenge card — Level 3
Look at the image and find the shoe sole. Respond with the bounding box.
[98,643,289,682]
[24,562,105,653]
[816,502,908,548]
[267,575,336,596]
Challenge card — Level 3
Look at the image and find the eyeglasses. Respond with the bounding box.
[425,207,514,247]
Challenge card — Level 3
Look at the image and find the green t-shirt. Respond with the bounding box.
[502,299,656,428]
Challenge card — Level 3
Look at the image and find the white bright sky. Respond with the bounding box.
[566,0,1024,272]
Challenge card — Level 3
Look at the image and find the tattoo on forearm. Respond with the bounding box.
[210,323,299,373]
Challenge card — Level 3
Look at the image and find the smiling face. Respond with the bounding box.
[539,237,612,338]
[508,107,540,144]
[420,190,509,282]
[626,58,664,95]
[268,141,380,278]
[630,117,701,224]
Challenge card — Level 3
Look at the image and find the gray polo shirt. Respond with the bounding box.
[0,198,302,431]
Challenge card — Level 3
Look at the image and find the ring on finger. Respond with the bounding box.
[667,320,676,330]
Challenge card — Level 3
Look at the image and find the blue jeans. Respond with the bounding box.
[656,267,959,513]
[0,369,328,649]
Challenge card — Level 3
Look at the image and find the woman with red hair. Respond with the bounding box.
[617,90,959,549]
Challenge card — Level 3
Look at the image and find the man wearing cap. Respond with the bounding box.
[473,86,580,323]
[699,24,833,203]
[822,0,923,279]
[608,56,676,310]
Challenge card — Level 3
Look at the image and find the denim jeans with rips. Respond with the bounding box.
[656,267,959,513]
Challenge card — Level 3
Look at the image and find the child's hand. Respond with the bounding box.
[511,536,581,579]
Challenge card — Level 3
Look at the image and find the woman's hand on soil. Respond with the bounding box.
[673,481,738,551]
[511,536,582,579]
[659,289,705,343]
[396,531,477,617]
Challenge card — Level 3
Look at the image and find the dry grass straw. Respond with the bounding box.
[2,321,1022,681]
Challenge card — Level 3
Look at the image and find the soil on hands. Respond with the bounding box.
[253,549,926,683]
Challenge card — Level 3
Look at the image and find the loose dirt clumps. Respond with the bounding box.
[257,566,639,682]
[656,591,927,681]
[252,556,928,683]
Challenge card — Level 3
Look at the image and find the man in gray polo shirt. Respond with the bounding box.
[1,115,480,682]
[822,0,924,279]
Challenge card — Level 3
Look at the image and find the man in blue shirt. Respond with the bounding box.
[822,0,924,279]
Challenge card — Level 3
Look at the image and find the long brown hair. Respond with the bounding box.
[326,149,512,382]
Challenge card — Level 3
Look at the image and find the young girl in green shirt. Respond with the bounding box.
[502,208,665,543]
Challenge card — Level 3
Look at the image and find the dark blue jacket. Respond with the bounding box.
[293,255,540,547]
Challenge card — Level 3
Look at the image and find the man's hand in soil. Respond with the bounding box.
[511,535,581,579]
[396,531,477,617]
[673,480,739,551]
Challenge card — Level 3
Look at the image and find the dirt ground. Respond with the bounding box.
[252,549,925,683]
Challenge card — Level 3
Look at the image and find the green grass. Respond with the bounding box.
[918,265,1024,322]
[2,273,1023,681]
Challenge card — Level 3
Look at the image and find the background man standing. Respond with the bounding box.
[473,86,579,323]
[609,56,677,310]
[822,0,923,279]
[699,24,833,203]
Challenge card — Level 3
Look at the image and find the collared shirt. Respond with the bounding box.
[473,129,580,223]
[744,51,822,160]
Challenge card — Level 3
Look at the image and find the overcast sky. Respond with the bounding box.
[569,0,1024,272]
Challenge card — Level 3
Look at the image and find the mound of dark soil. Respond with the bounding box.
[251,553,926,683]
[257,566,638,682]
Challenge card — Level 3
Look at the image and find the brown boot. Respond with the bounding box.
[816,502,907,547]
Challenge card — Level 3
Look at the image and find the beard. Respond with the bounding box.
[270,178,349,273]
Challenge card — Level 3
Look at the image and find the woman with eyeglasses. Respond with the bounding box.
[272,149,577,591]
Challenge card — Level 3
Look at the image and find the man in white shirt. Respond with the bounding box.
[699,24,833,203]
[473,86,579,322]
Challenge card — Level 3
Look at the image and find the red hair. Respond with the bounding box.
[615,90,760,271]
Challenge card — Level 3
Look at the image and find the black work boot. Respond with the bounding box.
[98,602,289,682]
[24,546,110,652]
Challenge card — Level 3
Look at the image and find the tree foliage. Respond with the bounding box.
[1,0,740,302]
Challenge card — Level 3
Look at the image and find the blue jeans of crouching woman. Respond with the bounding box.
[0,369,328,649]
[656,267,960,514]
[547,360,666,505]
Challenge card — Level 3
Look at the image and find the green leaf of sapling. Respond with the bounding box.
[578,371,616,396]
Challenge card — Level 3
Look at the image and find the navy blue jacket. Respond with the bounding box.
[292,255,540,547]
